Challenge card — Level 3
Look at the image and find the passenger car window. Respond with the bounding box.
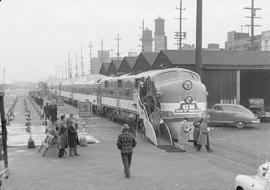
[214,105,223,111]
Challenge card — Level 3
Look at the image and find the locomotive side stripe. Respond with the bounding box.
[160,102,207,112]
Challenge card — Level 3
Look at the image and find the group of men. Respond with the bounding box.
[56,113,80,158]
[116,112,213,178]
[43,102,58,126]
[177,116,213,152]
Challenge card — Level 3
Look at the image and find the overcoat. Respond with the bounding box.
[193,119,201,142]
[177,121,190,145]
[197,120,208,146]
[57,121,68,149]
[67,121,78,148]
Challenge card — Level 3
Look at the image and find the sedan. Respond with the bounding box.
[235,162,270,190]
[207,104,260,128]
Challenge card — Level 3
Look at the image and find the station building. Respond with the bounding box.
[117,56,137,75]
[152,50,270,107]
[106,60,122,76]
[99,62,110,76]
[131,52,159,74]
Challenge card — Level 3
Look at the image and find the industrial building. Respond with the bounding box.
[154,17,167,52]
[142,28,153,52]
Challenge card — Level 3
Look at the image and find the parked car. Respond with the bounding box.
[246,98,270,121]
[235,162,270,190]
[208,104,260,128]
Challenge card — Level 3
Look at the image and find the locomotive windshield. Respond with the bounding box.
[180,71,200,81]
[156,70,200,84]
[156,71,179,83]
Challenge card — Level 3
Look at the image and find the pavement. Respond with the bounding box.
[0,91,257,190]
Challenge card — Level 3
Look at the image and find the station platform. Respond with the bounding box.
[2,94,244,190]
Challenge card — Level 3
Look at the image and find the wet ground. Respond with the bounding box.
[1,89,270,190]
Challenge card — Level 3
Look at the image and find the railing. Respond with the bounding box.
[136,93,158,145]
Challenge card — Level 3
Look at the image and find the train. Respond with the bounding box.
[48,68,208,145]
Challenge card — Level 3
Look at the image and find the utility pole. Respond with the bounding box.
[240,25,244,33]
[195,0,202,76]
[244,0,261,50]
[88,41,93,74]
[68,51,72,78]
[175,0,186,50]
[61,64,64,80]
[75,54,78,77]
[139,20,144,52]
[101,38,104,63]
[80,47,84,76]
[3,67,5,90]
[65,61,68,79]
[115,33,121,60]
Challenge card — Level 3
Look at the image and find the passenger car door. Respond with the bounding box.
[208,105,224,123]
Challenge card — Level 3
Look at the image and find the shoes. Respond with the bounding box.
[69,154,74,157]
[74,153,80,156]
[179,149,186,152]
[196,149,201,152]
[207,149,213,152]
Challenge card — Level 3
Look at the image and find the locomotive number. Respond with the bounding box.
[175,103,200,113]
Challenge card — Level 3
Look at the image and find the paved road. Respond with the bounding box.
[2,90,269,190]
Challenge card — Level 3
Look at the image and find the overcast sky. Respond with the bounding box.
[0,0,270,82]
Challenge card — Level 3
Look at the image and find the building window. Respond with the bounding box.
[118,80,122,88]
[104,81,108,88]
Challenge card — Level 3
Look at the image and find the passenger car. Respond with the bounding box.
[207,104,260,128]
[235,162,270,190]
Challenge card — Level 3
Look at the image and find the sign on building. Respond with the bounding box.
[79,102,92,118]
[56,96,64,106]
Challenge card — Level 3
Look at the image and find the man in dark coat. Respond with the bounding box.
[196,116,213,152]
[50,103,57,126]
[57,115,68,158]
[117,124,136,178]
[67,114,79,157]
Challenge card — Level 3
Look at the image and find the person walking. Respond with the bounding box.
[117,124,136,178]
[67,115,79,157]
[196,115,213,152]
[127,114,136,137]
[177,118,191,152]
[57,115,68,158]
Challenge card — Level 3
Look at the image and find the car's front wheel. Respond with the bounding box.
[235,121,246,129]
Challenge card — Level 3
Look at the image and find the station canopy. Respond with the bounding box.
[99,62,110,75]
[152,50,270,71]
[131,52,159,74]
[117,56,138,75]
[105,60,122,76]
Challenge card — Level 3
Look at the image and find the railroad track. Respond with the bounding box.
[188,139,268,171]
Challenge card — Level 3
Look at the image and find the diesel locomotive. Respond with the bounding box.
[49,68,207,145]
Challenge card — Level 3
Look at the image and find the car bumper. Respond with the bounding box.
[247,119,260,127]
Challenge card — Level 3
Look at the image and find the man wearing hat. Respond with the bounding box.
[127,114,136,137]
[117,124,137,178]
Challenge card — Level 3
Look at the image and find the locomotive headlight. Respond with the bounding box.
[184,96,193,104]
[183,80,192,90]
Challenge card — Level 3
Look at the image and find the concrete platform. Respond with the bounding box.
[1,95,253,190]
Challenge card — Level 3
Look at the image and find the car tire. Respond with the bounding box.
[236,186,244,190]
[235,121,246,129]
